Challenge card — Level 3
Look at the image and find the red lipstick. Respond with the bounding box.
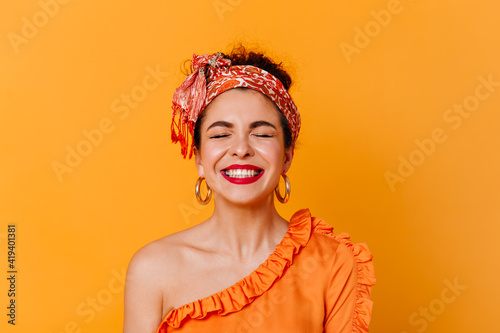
[220,164,264,185]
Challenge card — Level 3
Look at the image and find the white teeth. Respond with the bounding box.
[224,169,261,178]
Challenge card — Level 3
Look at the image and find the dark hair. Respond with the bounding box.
[190,45,294,152]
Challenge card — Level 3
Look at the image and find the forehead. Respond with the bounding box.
[202,88,281,125]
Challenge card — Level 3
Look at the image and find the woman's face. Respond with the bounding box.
[194,88,294,206]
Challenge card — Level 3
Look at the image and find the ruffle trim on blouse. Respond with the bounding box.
[156,208,314,332]
[311,216,376,333]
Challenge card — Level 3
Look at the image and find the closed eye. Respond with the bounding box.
[209,134,230,139]
[210,134,274,139]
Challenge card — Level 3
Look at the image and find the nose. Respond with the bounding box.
[229,134,254,158]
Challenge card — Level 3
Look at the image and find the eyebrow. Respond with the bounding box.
[206,120,277,131]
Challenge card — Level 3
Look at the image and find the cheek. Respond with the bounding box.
[256,144,285,165]
[200,141,227,164]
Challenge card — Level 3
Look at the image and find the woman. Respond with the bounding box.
[123,47,375,333]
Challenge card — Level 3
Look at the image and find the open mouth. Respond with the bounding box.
[222,169,263,178]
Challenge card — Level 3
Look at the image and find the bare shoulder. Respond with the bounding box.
[127,225,204,281]
[126,240,168,282]
[123,225,206,332]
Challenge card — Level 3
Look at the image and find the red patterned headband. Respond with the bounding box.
[171,52,301,159]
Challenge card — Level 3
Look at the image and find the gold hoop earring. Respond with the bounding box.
[275,174,291,204]
[195,177,212,205]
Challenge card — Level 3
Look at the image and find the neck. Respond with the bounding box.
[207,193,289,261]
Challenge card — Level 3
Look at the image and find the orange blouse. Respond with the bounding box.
[155,208,376,333]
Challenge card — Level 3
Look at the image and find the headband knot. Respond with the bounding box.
[192,52,231,76]
[171,52,301,159]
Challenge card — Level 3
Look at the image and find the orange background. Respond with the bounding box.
[1,1,499,332]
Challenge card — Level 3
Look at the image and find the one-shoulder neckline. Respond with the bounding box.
[155,208,314,331]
